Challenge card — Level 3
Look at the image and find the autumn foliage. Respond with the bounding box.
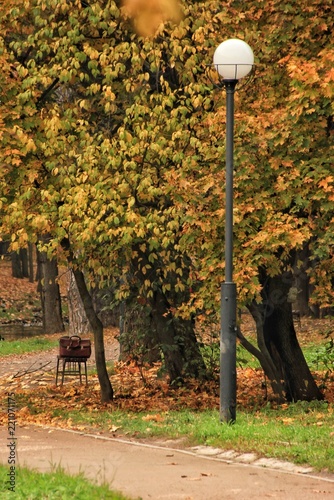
[0,1,333,401]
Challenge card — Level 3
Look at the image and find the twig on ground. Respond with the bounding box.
[13,361,52,378]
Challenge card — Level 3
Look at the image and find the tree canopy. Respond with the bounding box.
[0,0,333,399]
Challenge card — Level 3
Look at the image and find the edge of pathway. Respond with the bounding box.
[23,424,334,484]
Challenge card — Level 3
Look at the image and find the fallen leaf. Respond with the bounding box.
[109,425,121,432]
[142,413,165,422]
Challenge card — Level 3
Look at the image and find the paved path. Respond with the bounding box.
[1,425,334,499]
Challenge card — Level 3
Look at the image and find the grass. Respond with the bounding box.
[0,464,130,499]
[0,298,41,323]
[0,337,58,357]
[28,398,334,472]
[2,323,334,473]
[206,340,334,372]
[303,342,334,372]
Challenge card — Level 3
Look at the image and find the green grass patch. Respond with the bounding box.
[0,307,20,321]
[0,464,130,499]
[87,361,115,377]
[201,342,261,374]
[0,337,58,357]
[0,296,41,322]
[303,342,334,372]
[33,399,334,472]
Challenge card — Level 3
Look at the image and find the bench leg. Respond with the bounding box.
[79,361,82,384]
[55,358,60,386]
[61,359,66,385]
[84,360,88,385]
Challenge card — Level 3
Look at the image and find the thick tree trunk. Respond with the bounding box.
[261,275,323,402]
[0,241,9,256]
[71,267,113,402]
[133,248,206,382]
[245,303,286,401]
[149,288,206,382]
[37,240,64,334]
[67,269,90,336]
[11,252,23,278]
[119,301,160,364]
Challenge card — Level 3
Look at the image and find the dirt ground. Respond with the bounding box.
[0,331,119,381]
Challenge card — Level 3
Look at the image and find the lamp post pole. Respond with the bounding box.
[213,39,254,424]
[220,79,237,424]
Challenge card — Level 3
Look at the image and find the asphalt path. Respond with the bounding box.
[1,425,334,499]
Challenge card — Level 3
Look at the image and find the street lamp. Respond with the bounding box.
[213,39,254,423]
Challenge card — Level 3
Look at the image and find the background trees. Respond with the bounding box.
[0,0,332,402]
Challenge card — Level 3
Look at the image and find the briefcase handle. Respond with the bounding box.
[69,335,81,348]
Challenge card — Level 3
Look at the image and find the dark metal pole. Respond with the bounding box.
[220,80,237,424]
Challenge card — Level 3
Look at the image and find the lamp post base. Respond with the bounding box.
[220,282,237,423]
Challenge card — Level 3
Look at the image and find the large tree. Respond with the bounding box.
[0,0,210,389]
[0,0,332,402]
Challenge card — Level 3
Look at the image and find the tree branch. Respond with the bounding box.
[13,360,51,378]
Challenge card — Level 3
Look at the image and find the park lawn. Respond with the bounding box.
[0,316,333,473]
[0,464,130,499]
[0,337,58,357]
[6,363,334,474]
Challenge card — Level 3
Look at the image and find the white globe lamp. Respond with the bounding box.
[213,38,254,81]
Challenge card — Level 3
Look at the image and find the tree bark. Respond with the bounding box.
[67,268,90,336]
[241,305,286,401]
[37,245,65,334]
[149,287,206,382]
[20,248,29,278]
[119,301,160,364]
[28,243,35,283]
[71,266,113,402]
[133,248,207,382]
[11,251,23,278]
[259,274,323,402]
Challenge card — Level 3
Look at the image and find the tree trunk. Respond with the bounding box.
[67,269,90,336]
[149,288,206,382]
[28,243,35,283]
[0,241,9,256]
[20,248,29,278]
[71,267,113,402]
[133,248,206,382]
[261,274,323,402]
[37,246,65,334]
[11,251,23,278]
[119,301,160,364]
[245,303,286,401]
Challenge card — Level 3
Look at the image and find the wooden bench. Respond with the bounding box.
[55,356,88,386]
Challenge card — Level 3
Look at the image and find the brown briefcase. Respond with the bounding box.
[59,335,91,358]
